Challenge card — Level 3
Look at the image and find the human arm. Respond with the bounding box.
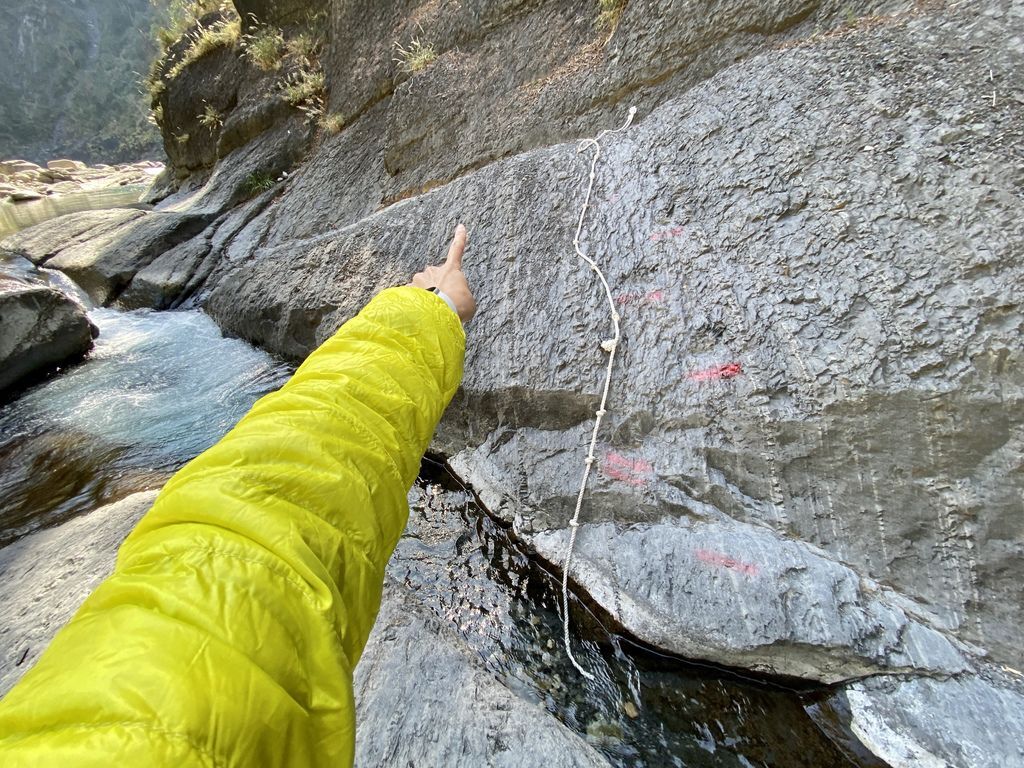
[0,233,470,766]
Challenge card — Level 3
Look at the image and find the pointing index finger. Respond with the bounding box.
[445,223,467,270]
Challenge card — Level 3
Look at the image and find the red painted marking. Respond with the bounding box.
[602,451,653,487]
[614,289,666,307]
[687,362,743,382]
[650,225,685,243]
[695,548,760,576]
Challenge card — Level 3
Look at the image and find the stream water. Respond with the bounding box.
[0,249,867,766]
[0,185,150,239]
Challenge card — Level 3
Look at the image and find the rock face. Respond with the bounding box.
[185,0,1024,675]
[6,0,1022,763]
[0,272,95,396]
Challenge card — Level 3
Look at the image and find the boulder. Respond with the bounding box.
[46,160,86,172]
[1,209,212,305]
[6,189,43,202]
[0,161,41,176]
[0,274,96,397]
[821,670,1024,767]
[525,516,969,683]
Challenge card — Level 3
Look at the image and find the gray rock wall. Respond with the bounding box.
[192,0,1024,676]
[3,0,1021,763]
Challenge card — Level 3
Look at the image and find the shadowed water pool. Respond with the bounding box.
[403,459,875,767]
[0,307,292,545]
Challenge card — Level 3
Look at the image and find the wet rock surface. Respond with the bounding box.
[0,491,158,695]
[355,580,613,768]
[529,518,970,683]
[2,208,211,305]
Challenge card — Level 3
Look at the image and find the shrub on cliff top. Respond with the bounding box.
[151,0,225,49]
[165,15,241,79]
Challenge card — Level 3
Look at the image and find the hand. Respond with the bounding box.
[409,223,477,323]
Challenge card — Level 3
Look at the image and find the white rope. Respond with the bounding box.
[561,106,636,680]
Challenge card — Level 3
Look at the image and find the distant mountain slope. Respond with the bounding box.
[0,0,161,164]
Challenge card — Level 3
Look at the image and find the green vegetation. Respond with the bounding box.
[243,170,277,197]
[286,33,320,60]
[166,15,241,79]
[175,132,190,144]
[319,113,345,134]
[0,0,165,163]
[596,0,627,32]
[198,103,222,129]
[394,39,437,74]
[244,26,285,71]
[151,0,224,50]
[282,67,326,108]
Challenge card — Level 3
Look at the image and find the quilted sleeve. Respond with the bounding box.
[0,286,465,768]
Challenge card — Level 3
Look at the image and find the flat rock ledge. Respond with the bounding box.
[529,516,972,684]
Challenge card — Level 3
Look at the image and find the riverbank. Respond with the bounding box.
[0,158,162,203]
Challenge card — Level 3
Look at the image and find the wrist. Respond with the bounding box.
[427,287,459,318]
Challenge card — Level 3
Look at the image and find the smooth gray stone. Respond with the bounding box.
[0,272,95,396]
[530,518,970,683]
[842,671,1024,768]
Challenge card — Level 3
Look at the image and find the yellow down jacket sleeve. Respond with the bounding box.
[0,286,466,767]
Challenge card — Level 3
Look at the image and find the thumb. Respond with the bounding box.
[445,223,467,270]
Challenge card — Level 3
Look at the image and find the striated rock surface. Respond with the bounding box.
[832,671,1024,768]
[5,0,1022,763]
[184,0,1024,676]
[529,518,971,683]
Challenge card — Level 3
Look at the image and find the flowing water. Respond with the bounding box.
[0,185,150,239]
[0,306,292,546]
[404,461,870,767]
